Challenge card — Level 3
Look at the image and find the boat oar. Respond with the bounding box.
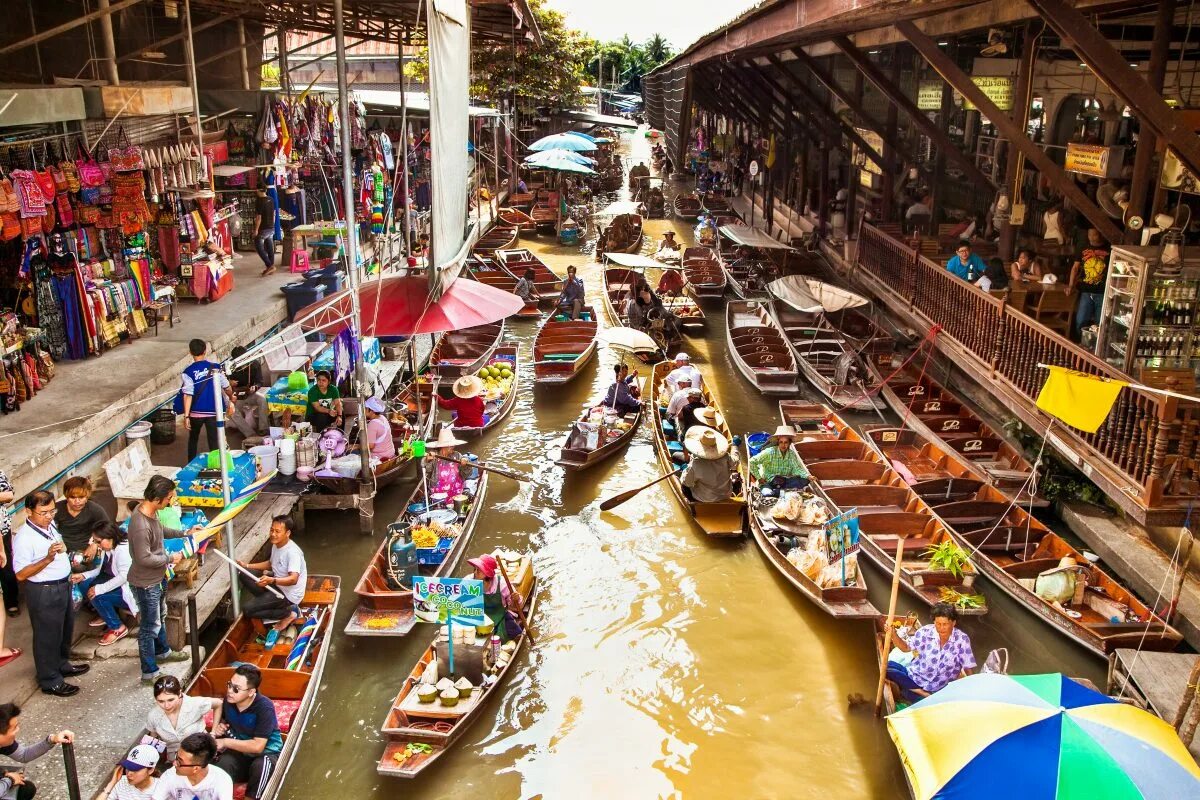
[208,547,287,600]
[496,560,536,644]
[432,453,529,482]
[599,466,681,511]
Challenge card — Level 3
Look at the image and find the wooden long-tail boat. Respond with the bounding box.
[595,213,643,260]
[441,343,520,439]
[428,322,504,379]
[186,575,340,799]
[555,387,643,471]
[681,246,726,299]
[533,307,598,385]
[768,275,894,358]
[472,225,518,256]
[649,360,745,536]
[725,300,798,395]
[701,193,731,215]
[377,551,537,778]
[496,207,537,232]
[493,248,564,298]
[530,189,558,232]
[785,324,884,411]
[784,405,988,615]
[674,193,703,221]
[862,427,988,505]
[743,436,879,619]
[462,256,541,319]
[600,265,682,356]
[873,363,1045,507]
[344,474,489,636]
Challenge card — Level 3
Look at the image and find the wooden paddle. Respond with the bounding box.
[496,559,536,644]
[432,453,529,482]
[599,467,681,511]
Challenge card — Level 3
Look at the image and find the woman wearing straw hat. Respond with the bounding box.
[680,427,735,503]
[749,425,810,498]
[424,426,472,498]
[436,375,487,430]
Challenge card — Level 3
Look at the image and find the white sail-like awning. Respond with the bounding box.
[719,225,795,250]
[603,252,671,269]
[767,275,869,314]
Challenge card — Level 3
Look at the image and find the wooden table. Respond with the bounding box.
[1005,280,1076,318]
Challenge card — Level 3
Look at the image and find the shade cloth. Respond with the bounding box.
[719,225,795,250]
[294,276,524,336]
[603,252,673,270]
[429,0,471,294]
[767,275,869,314]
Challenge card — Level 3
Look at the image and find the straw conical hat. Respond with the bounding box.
[453,375,484,399]
[684,426,730,460]
[431,426,468,449]
[767,425,798,442]
[692,406,724,429]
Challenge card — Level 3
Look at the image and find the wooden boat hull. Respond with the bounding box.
[473,226,518,255]
[497,207,537,232]
[783,327,884,411]
[428,322,504,379]
[556,391,643,471]
[533,308,598,385]
[345,474,490,636]
[682,247,726,299]
[674,196,703,221]
[493,248,565,298]
[726,301,798,396]
[595,213,644,260]
[377,564,539,778]
[449,344,520,438]
[649,361,745,536]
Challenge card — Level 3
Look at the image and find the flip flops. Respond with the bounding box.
[0,647,23,669]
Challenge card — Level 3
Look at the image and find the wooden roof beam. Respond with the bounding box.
[895,19,1122,244]
[714,64,788,133]
[0,0,146,57]
[116,12,237,64]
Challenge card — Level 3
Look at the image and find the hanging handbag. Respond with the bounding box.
[21,215,42,239]
[0,212,19,242]
[60,158,80,193]
[50,164,68,192]
[0,177,17,213]
[76,204,100,225]
[38,351,55,381]
[55,194,74,228]
[109,127,145,173]
[35,169,57,202]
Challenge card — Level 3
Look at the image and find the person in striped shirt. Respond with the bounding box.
[749,426,810,497]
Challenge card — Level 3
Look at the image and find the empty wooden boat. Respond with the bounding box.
[555,395,643,471]
[743,437,878,619]
[674,193,703,221]
[428,321,504,379]
[701,193,731,214]
[497,207,537,232]
[493,248,564,298]
[874,364,1044,507]
[377,551,537,778]
[533,307,598,385]
[186,575,340,799]
[595,213,643,260]
[445,344,520,438]
[862,427,987,505]
[768,275,895,358]
[786,324,884,411]
[793,411,989,615]
[649,360,745,536]
[473,225,518,256]
[462,256,541,319]
[682,246,726,299]
[725,300,798,395]
[345,475,489,636]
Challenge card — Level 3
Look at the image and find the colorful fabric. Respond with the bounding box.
[1035,366,1128,434]
[903,624,976,693]
[749,445,808,482]
[888,673,1200,799]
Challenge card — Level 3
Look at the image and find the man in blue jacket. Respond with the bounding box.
[945,241,988,282]
[180,339,234,462]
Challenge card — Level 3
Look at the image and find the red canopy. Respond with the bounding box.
[294,275,526,336]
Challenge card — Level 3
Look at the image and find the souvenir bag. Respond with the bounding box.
[38,351,55,382]
[55,194,74,228]
[35,168,57,203]
[21,215,42,239]
[76,141,105,188]
[0,212,19,242]
[76,204,100,225]
[59,157,80,193]
[0,177,17,213]
[50,164,68,192]
[108,127,145,172]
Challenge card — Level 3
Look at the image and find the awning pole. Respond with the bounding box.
[400,26,413,261]
[334,0,375,508]
[212,367,240,616]
[182,0,205,148]
[237,20,251,91]
[96,0,121,86]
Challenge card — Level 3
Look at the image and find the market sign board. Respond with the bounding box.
[1161,148,1200,195]
[917,80,943,111]
[855,128,884,176]
[962,76,1015,112]
[1065,143,1124,179]
[825,509,861,587]
[412,576,485,626]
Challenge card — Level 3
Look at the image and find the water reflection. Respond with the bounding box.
[279,128,1102,800]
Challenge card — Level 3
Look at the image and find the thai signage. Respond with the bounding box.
[855,128,884,176]
[917,80,944,111]
[962,76,1015,111]
[1064,143,1123,178]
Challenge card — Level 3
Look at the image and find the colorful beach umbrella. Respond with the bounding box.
[888,673,1200,799]
[528,133,598,152]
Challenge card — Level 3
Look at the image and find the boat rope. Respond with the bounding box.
[899,322,939,432]
[825,324,941,417]
[1115,523,1189,699]
[0,384,179,440]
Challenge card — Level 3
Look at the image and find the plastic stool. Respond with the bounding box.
[289,250,311,273]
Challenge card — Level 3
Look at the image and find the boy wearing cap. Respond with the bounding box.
[236,516,306,650]
[98,744,159,799]
[363,397,396,462]
[665,353,703,393]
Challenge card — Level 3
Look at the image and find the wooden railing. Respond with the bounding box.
[854,223,1198,523]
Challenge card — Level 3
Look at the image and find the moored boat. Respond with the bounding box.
[768,275,894,359]
[497,207,537,232]
[600,263,682,356]
[681,246,726,299]
[595,213,643,260]
[533,306,598,384]
[649,360,745,536]
[472,225,518,256]
[344,474,490,636]
[377,551,537,777]
[779,318,884,411]
[462,256,540,319]
[725,300,798,395]
[493,248,565,298]
[555,389,643,471]
[428,321,504,379]
[674,193,703,221]
[862,426,987,505]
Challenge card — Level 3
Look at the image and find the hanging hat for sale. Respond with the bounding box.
[692,406,724,429]
[767,425,799,443]
[431,426,469,449]
[684,426,730,460]
[467,554,498,579]
[453,375,485,399]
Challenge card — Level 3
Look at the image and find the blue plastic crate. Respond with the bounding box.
[415,537,454,565]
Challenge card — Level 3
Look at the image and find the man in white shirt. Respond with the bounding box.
[236,515,307,650]
[664,353,703,394]
[153,733,233,800]
[12,490,89,697]
[665,378,695,419]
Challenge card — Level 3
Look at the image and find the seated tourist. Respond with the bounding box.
[975,258,1010,292]
[680,428,735,502]
[212,665,282,800]
[749,426,810,497]
[1009,247,1043,283]
[886,603,976,703]
[665,378,694,420]
[602,364,641,415]
[513,268,540,303]
[153,732,232,800]
[236,516,307,650]
[80,522,135,646]
[945,241,987,282]
[147,675,222,762]
[664,353,703,393]
[98,744,159,800]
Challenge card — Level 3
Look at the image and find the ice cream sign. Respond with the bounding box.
[412,576,485,626]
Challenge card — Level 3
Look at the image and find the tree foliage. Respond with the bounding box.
[581,33,675,92]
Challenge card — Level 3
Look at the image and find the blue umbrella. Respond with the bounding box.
[524,148,595,167]
[528,133,598,153]
[521,150,597,175]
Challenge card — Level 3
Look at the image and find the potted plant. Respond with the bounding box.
[924,541,975,587]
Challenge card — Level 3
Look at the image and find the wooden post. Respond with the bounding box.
[818,144,830,235]
[1125,0,1175,240]
[237,19,251,91]
[277,29,291,95]
[998,22,1036,261]
[882,51,902,223]
[96,0,121,86]
[875,535,907,715]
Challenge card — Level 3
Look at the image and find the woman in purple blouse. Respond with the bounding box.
[886,603,977,702]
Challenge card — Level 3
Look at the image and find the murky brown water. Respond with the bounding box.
[279,130,1103,799]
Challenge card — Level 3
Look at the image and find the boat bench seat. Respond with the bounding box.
[874,536,935,554]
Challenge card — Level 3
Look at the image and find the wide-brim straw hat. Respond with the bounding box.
[767,424,799,443]
[431,426,469,449]
[685,426,730,460]
[692,406,724,429]
[453,375,484,399]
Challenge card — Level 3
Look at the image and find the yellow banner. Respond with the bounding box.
[1035,366,1127,433]
[1065,143,1113,178]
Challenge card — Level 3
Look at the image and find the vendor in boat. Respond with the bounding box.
[656,230,680,258]
[436,376,487,430]
[424,426,472,498]
[749,426,810,498]
[305,370,342,432]
[363,397,396,462]
[886,603,976,703]
[656,267,686,298]
[602,364,641,415]
[680,428,735,503]
[665,352,703,393]
[557,265,585,321]
[513,268,540,304]
[468,554,522,643]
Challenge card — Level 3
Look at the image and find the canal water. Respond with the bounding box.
[279,130,1103,799]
